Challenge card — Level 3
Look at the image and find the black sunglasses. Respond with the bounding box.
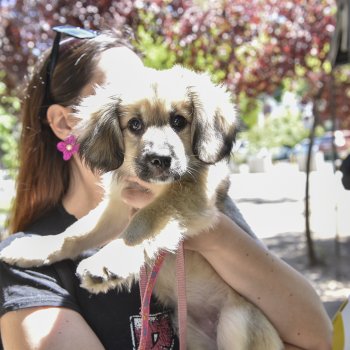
[40,25,99,120]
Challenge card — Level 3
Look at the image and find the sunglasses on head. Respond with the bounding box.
[40,25,99,120]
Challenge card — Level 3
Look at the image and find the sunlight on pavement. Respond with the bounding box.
[230,163,350,240]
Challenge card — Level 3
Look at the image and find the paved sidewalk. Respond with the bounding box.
[229,162,350,317]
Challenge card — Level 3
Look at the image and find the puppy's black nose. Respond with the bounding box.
[147,154,172,170]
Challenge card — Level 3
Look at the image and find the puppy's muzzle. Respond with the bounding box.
[139,152,178,182]
[135,127,188,183]
[146,153,172,172]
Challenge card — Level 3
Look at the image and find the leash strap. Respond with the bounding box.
[138,242,187,350]
[176,241,187,350]
[139,251,166,350]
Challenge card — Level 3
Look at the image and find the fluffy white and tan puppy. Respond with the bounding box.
[1,66,283,349]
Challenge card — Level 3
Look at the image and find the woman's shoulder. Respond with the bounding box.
[0,232,26,252]
[0,203,76,249]
[0,204,80,318]
[26,203,77,237]
[0,250,80,319]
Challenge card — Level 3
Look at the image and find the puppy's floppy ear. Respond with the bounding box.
[74,88,124,173]
[188,70,237,164]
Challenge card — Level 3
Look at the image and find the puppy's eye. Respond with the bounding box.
[128,118,144,134]
[170,114,187,132]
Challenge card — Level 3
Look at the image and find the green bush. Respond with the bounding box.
[0,73,20,176]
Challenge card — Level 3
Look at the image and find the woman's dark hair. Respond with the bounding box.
[10,30,134,233]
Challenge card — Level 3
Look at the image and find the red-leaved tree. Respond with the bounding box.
[1,0,344,125]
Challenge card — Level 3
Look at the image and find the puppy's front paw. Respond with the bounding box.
[76,257,125,294]
[76,239,145,294]
[0,235,64,268]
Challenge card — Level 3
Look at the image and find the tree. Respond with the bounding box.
[1,0,340,118]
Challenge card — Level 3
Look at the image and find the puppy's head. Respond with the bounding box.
[73,74,191,183]
[121,66,238,182]
[73,66,238,183]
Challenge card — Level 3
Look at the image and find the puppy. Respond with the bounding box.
[0,66,283,349]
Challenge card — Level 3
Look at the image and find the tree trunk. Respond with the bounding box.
[305,88,324,266]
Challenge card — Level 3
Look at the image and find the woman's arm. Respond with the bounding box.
[186,213,333,350]
[0,307,105,350]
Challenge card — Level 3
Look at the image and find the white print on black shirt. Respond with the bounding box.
[130,311,175,349]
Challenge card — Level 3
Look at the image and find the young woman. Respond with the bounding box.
[0,28,332,349]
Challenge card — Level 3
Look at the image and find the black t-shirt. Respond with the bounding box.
[0,204,178,349]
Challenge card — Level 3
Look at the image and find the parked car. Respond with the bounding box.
[271,145,293,161]
[292,130,350,161]
[317,130,350,160]
[291,138,321,160]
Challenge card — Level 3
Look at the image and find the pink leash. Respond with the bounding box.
[139,251,166,350]
[176,241,187,350]
[138,241,187,350]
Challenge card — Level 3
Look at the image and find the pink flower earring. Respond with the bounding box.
[57,135,80,161]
